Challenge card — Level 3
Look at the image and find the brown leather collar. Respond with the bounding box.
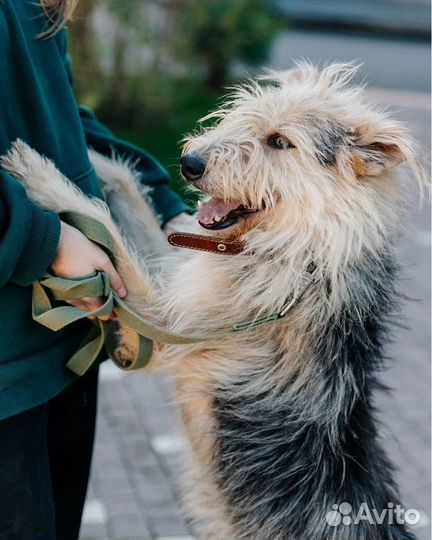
[168,232,245,255]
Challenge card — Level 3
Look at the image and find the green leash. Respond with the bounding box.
[33,211,316,376]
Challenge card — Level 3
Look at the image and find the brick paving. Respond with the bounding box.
[80,93,431,540]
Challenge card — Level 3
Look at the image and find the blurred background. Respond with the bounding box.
[68,2,431,540]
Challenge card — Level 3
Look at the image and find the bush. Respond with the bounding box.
[172,0,279,89]
[68,0,279,195]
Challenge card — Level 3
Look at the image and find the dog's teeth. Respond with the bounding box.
[214,215,222,222]
[197,200,202,208]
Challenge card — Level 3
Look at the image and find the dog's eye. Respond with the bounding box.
[267,134,295,150]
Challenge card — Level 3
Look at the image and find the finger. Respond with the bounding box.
[82,296,104,311]
[67,300,99,321]
[97,314,115,322]
[68,299,89,311]
[98,258,127,298]
[81,296,114,321]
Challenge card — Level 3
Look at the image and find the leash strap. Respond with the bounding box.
[33,212,223,376]
[33,212,316,376]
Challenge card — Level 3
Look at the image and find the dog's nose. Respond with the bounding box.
[181,154,206,181]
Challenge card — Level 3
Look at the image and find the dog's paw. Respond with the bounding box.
[0,139,67,212]
[113,325,140,368]
[1,139,47,183]
[0,139,86,213]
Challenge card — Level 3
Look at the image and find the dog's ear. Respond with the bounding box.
[350,124,407,178]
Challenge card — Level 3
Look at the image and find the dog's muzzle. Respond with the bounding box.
[181,153,206,182]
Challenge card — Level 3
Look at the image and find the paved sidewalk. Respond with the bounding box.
[81,368,190,540]
[80,94,431,540]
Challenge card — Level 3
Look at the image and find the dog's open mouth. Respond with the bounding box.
[197,197,259,230]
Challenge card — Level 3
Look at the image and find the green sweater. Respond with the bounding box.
[0,0,189,420]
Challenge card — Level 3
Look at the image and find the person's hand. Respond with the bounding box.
[50,221,127,321]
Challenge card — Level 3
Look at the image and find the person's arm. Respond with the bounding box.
[78,106,192,227]
[0,169,61,287]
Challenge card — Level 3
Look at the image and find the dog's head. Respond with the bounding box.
[181,63,425,248]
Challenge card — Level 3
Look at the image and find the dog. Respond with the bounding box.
[2,63,425,540]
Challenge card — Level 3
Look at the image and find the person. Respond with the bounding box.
[0,1,190,539]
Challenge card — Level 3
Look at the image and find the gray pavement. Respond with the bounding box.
[374,99,431,539]
[80,85,431,540]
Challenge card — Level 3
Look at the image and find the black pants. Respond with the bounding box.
[0,367,99,540]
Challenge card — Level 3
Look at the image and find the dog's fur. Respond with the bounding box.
[2,63,425,540]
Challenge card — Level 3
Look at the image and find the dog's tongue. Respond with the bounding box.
[198,198,240,224]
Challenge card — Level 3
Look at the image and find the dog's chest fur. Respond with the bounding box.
[175,253,415,540]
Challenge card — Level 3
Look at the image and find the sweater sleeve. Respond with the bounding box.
[78,106,192,226]
[0,170,61,287]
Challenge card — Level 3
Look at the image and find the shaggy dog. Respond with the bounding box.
[2,63,425,540]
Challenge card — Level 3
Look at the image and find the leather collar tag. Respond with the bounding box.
[168,232,245,255]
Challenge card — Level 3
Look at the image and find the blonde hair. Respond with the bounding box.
[39,0,78,37]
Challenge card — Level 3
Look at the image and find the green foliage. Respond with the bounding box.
[113,81,222,203]
[68,0,280,199]
[172,0,279,88]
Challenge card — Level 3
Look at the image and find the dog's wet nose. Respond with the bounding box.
[181,154,206,181]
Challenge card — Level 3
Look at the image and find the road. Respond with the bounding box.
[273,0,431,35]
[271,30,430,93]
[80,32,431,540]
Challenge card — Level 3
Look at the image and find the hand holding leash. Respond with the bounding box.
[51,221,127,320]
